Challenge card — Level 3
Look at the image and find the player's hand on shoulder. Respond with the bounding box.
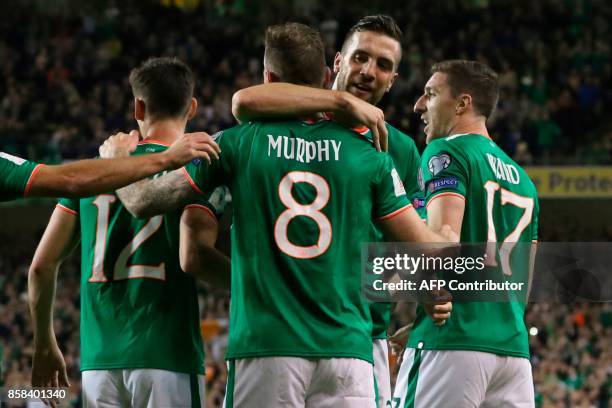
[334,92,388,151]
[165,131,221,168]
[99,130,140,158]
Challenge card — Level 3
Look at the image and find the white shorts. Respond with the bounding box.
[223,357,376,408]
[82,369,205,408]
[392,349,534,408]
[372,339,391,408]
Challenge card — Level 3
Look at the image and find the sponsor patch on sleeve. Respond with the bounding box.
[428,176,459,193]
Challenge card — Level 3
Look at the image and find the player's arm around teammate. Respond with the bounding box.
[28,207,79,406]
[102,99,387,219]
[99,128,228,219]
[99,136,201,218]
[106,86,391,216]
[26,131,218,198]
[232,83,389,150]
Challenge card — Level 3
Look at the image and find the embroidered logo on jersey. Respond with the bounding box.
[417,168,425,191]
[428,177,459,193]
[391,168,406,197]
[412,197,425,209]
[428,153,452,176]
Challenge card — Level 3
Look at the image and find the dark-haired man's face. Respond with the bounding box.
[333,31,400,105]
[414,72,458,144]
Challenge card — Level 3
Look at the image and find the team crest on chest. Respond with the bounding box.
[428,153,452,176]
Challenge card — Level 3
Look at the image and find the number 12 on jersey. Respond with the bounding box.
[89,194,165,282]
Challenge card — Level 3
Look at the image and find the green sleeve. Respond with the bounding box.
[184,186,231,219]
[397,136,422,195]
[0,152,41,201]
[386,126,425,218]
[183,129,234,194]
[420,140,468,205]
[57,197,80,214]
[373,154,411,219]
[402,139,426,218]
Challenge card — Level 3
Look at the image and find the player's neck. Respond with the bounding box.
[449,117,490,139]
[141,120,186,145]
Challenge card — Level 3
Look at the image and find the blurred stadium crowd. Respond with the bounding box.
[0,0,610,164]
[1,0,611,407]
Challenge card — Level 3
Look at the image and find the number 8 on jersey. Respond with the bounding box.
[274,171,331,259]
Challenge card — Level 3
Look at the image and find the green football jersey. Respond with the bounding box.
[184,119,411,363]
[59,141,219,374]
[370,124,424,340]
[0,152,41,201]
[408,133,539,358]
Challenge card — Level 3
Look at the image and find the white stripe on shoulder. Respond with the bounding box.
[0,152,27,165]
[444,133,470,141]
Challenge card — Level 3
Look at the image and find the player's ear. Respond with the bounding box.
[134,98,146,121]
[456,94,471,115]
[333,52,342,74]
[186,97,198,120]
